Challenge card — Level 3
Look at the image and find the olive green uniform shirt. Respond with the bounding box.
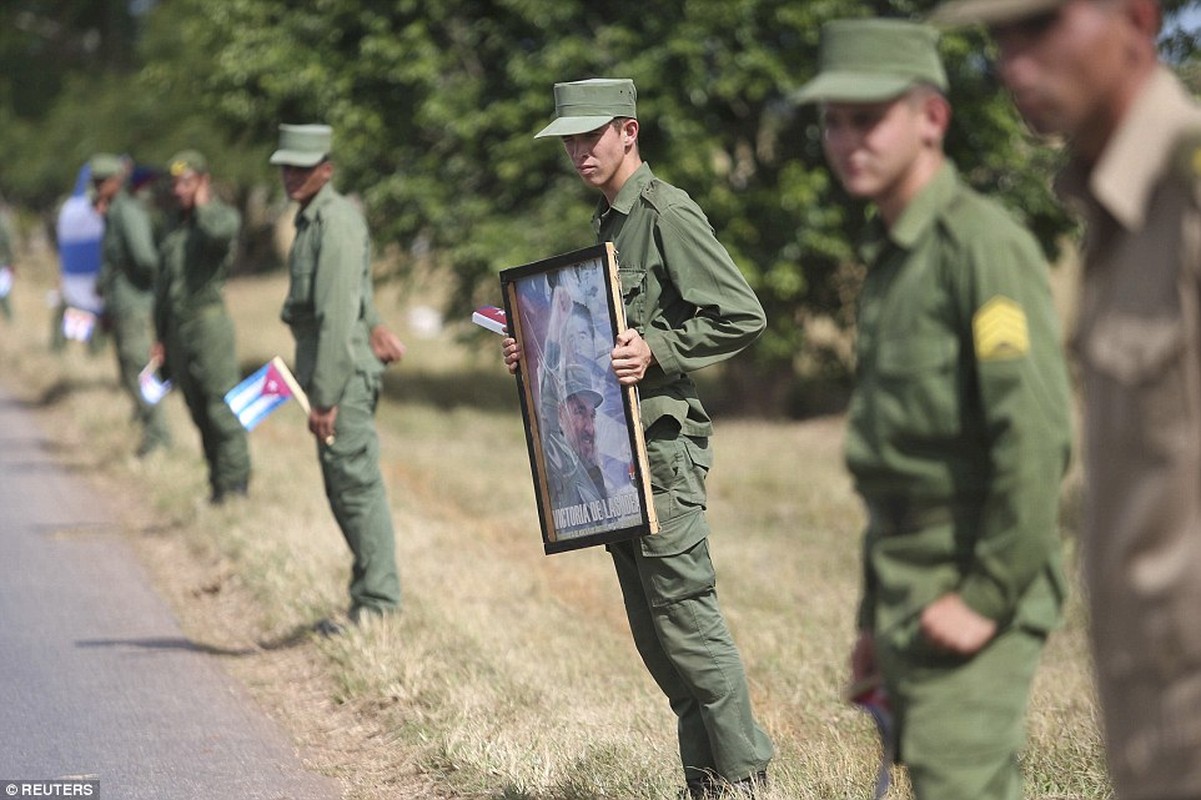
[155,199,240,330]
[280,183,382,407]
[98,190,159,311]
[592,162,774,780]
[1059,67,1201,799]
[0,213,14,265]
[596,163,766,440]
[847,163,1071,639]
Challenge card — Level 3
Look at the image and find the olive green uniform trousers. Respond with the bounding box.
[317,371,399,619]
[108,288,170,453]
[608,424,772,784]
[162,306,249,497]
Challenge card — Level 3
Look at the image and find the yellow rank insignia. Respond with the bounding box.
[973,296,1029,362]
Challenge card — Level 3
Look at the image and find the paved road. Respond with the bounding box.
[0,388,341,800]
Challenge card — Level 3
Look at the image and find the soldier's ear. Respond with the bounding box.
[621,118,639,147]
[918,90,951,146]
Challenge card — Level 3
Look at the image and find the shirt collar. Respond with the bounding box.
[1058,67,1199,232]
[887,160,959,249]
[295,182,335,226]
[593,162,654,224]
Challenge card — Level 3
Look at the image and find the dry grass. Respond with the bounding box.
[0,246,1112,799]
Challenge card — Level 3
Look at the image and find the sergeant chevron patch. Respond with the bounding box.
[973,296,1029,361]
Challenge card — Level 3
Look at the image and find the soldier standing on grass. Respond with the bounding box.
[0,207,17,322]
[932,1,1201,796]
[503,78,774,799]
[91,152,172,458]
[793,20,1073,799]
[271,124,405,633]
[151,150,251,505]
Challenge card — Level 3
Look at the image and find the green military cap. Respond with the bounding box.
[89,153,124,180]
[168,149,208,176]
[535,78,637,139]
[930,0,1066,26]
[269,123,332,167]
[563,363,603,408]
[792,19,948,105]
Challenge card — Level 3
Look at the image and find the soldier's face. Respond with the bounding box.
[561,393,598,465]
[561,119,637,198]
[281,161,333,206]
[172,170,201,210]
[993,0,1134,153]
[92,175,122,206]
[821,95,930,206]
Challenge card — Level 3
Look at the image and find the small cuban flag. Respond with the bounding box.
[224,356,310,431]
[62,307,98,342]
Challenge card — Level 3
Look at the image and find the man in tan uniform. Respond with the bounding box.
[933,1,1201,797]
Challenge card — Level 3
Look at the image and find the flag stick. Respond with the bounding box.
[270,355,311,415]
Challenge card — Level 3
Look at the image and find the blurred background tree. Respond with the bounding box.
[0,0,1196,414]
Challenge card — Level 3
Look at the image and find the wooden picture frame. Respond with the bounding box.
[501,243,659,554]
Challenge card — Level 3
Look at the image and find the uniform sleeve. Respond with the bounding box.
[123,203,161,289]
[0,215,14,265]
[954,228,1072,623]
[644,200,766,375]
[193,201,241,266]
[360,248,382,330]
[153,244,169,341]
[308,209,367,408]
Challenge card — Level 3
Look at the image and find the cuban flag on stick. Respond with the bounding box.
[224,356,311,431]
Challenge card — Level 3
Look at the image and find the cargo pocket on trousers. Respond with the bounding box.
[641,422,712,557]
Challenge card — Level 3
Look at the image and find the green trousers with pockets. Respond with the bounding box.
[164,307,249,496]
[608,424,773,783]
[879,621,1046,800]
[317,371,400,619]
[109,296,170,453]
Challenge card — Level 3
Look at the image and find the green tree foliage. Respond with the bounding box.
[0,0,269,208]
[182,0,1092,390]
[3,0,1198,410]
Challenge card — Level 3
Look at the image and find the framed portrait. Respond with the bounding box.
[501,243,659,555]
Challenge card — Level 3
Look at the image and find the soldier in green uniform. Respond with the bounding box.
[0,209,15,322]
[151,150,250,504]
[793,20,1072,799]
[270,124,402,628]
[933,1,1201,797]
[503,78,774,798]
[91,153,172,457]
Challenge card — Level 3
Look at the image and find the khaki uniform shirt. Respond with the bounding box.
[281,183,382,409]
[847,163,1072,641]
[1059,67,1201,799]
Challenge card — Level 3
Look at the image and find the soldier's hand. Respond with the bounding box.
[194,173,212,207]
[149,342,165,366]
[370,324,406,365]
[850,630,878,686]
[612,328,653,386]
[920,593,997,656]
[310,405,338,446]
[502,336,522,375]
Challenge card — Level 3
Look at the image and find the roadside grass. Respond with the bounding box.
[0,250,1112,799]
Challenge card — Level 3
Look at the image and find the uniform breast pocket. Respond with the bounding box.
[618,265,647,328]
[1082,315,1189,449]
[286,264,315,309]
[876,336,961,439]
